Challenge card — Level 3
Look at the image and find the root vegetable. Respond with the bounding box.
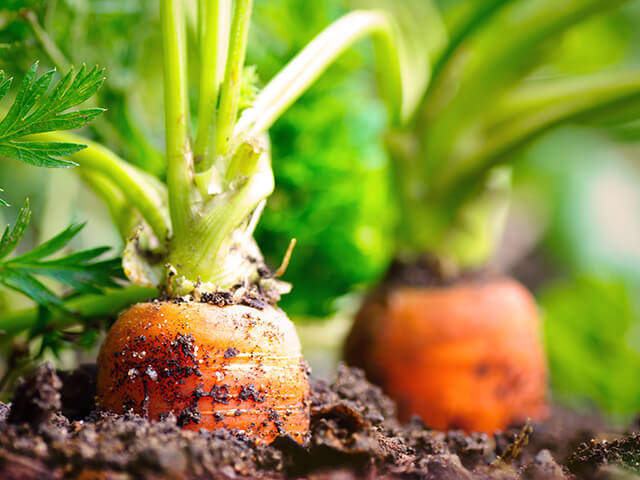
[345,277,547,432]
[98,301,309,444]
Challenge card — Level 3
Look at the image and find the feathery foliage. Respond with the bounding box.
[0,200,123,309]
[0,62,104,204]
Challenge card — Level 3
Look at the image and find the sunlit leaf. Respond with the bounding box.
[0,62,105,168]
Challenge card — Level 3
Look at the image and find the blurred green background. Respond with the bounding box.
[2,0,640,421]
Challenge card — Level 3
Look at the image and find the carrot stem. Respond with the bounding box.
[234,10,400,142]
[30,132,170,244]
[436,70,640,200]
[79,170,138,240]
[22,10,70,73]
[215,0,253,158]
[160,0,192,238]
[194,0,231,171]
[0,286,157,337]
[429,0,514,82]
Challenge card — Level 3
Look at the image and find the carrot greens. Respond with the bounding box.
[0,59,122,347]
[0,62,104,205]
[375,0,640,273]
[0,200,123,309]
[113,0,430,295]
[0,0,430,333]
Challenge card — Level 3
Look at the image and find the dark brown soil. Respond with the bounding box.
[159,259,286,308]
[380,255,492,289]
[0,363,635,479]
[160,282,277,310]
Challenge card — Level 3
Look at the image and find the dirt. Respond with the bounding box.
[568,434,640,478]
[158,281,278,312]
[380,255,492,289]
[384,248,560,295]
[0,363,636,479]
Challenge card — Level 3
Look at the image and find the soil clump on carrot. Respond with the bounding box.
[160,279,281,310]
[0,363,632,479]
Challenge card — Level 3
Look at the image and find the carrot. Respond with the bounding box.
[98,302,309,443]
[345,277,548,433]
[329,0,640,436]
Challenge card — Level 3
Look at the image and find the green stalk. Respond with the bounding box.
[492,70,640,127]
[233,10,400,141]
[43,0,57,32]
[430,70,640,218]
[168,8,417,288]
[31,132,170,243]
[465,85,640,185]
[160,0,193,238]
[215,0,253,157]
[79,170,138,239]
[399,69,640,265]
[429,0,515,81]
[170,8,418,287]
[194,0,232,170]
[416,0,628,185]
[25,4,430,293]
[394,0,635,268]
[22,10,70,73]
[389,135,512,271]
[0,286,157,337]
[168,140,273,288]
[198,0,204,44]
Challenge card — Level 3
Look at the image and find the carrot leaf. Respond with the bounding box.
[0,62,105,167]
[0,200,124,309]
[0,62,105,203]
[0,199,31,260]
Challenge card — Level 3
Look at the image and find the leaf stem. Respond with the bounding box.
[0,286,157,337]
[168,140,274,287]
[194,0,232,170]
[233,11,398,142]
[429,0,514,82]
[215,0,253,157]
[416,0,628,186]
[160,0,193,238]
[79,170,138,239]
[492,69,640,126]
[31,132,170,243]
[434,70,640,203]
[22,10,70,73]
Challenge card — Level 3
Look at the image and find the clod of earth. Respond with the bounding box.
[7,362,61,429]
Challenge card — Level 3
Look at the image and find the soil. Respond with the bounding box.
[380,256,492,290]
[0,363,636,479]
[160,280,279,310]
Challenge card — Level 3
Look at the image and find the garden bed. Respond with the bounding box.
[0,363,633,479]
